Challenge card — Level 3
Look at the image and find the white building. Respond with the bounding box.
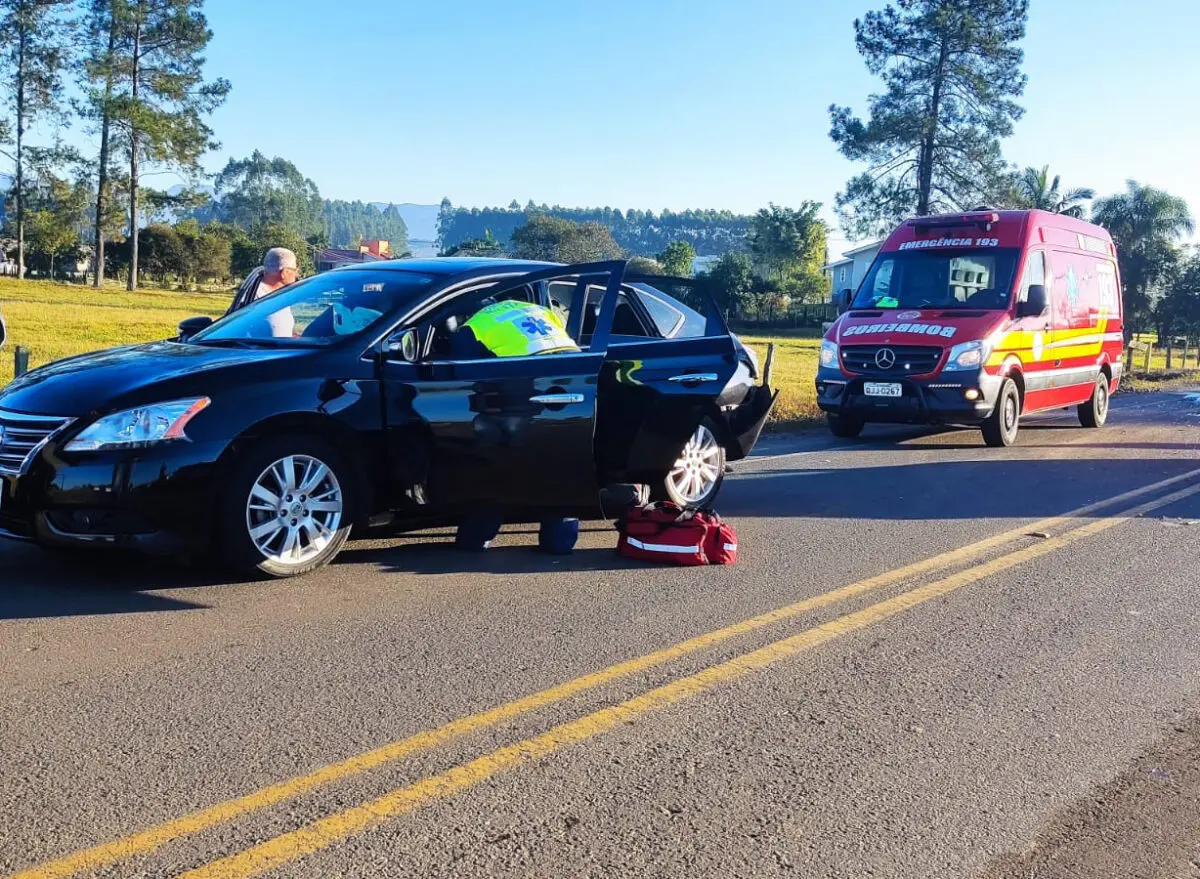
[823,239,884,300]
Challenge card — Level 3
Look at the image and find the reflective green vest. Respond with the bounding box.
[464,300,578,358]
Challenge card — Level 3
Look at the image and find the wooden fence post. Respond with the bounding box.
[1145,343,1154,373]
[13,346,30,378]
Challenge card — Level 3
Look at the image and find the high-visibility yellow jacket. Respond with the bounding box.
[464,300,579,358]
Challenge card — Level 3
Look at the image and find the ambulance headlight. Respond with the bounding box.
[819,340,838,368]
[944,340,991,371]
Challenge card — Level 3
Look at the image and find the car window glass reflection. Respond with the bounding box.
[193,271,437,346]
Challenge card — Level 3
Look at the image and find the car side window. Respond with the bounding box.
[552,282,655,342]
[426,283,538,360]
[638,290,685,338]
[1019,251,1046,303]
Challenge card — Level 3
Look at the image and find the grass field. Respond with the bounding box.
[740,332,822,426]
[0,278,228,385]
[0,279,829,428]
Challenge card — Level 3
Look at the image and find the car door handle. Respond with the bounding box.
[668,373,719,383]
[529,393,585,405]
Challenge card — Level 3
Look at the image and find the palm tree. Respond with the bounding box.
[1014,166,1095,218]
[1092,180,1195,334]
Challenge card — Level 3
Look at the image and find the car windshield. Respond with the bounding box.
[852,248,1020,311]
[192,270,438,345]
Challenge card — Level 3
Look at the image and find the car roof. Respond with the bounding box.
[330,257,560,278]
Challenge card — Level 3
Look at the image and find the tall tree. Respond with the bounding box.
[829,0,1029,238]
[17,171,89,277]
[80,0,120,286]
[1092,180,1194,336]
[107,0,229,289]
[214,151,323,236]
[748,203,825,284]
[658,240,696,276]
[0,0,75,279]
[1012,166,1094,217]
[701,251,754,318]
[510,215,623,263]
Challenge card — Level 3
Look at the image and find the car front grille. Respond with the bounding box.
[841,345,944,376]
[0,410,74,477]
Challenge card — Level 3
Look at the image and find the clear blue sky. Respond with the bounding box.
[48,0,1200,250]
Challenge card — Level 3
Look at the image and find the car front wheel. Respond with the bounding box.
[655,420,726,509]
[217,434,355,578]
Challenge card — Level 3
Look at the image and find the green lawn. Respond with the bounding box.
[0,278,229,385]
[740,331,822,427]
[0,279,826,428]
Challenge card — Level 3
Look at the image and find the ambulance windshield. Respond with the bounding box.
[852,248,1020,311]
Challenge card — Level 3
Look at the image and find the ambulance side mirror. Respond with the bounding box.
[1017,284,1047,319]
[836,289,853,314]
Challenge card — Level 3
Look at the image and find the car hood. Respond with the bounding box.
[830,309,1008,346]
[0,341,308,416]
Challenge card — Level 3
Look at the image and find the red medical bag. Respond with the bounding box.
[616,502,738,567]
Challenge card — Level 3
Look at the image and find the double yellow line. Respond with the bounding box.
[13,469,1200,879]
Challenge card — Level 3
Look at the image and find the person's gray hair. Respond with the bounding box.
[264,247,298,272]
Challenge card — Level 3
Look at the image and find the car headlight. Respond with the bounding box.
[64,398,210,451]
[944,340,991,371]
[819,340,839,368]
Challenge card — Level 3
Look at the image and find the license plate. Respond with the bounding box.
[864,382,903,398]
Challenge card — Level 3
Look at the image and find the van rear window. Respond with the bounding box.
[853,249,1020,311]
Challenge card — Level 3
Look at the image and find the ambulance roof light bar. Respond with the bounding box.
[909,211,1000,234]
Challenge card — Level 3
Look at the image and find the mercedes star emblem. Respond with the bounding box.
[874,347,897,370]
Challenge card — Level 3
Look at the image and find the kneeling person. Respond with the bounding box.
[453,300,579,359]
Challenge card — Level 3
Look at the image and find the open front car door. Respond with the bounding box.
[380,261,627,520]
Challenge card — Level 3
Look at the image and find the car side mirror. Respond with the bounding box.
[1017,284,1047,319]
[177,315,214,341]
[837,289,854,314]
[386,328,419,362]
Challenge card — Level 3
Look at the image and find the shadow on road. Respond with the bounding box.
[0,550,213,620]
[721,456,1200,521]
[336,541,632,576]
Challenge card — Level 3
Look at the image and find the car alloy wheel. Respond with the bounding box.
[245,454,344,567]
[667,424,723,506]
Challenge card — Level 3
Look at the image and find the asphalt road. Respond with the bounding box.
[3,389,1200,879]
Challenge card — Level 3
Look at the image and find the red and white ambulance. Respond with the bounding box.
[815,210,1124,446]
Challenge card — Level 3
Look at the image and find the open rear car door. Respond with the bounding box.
[594,274,778,489]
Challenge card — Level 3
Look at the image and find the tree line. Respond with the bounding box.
[0,4,409,290]
[437,201,754,257]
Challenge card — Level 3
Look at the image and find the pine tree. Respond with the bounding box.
[104,0,229,289]
[829,0,1028,238]
[0,0,75,279]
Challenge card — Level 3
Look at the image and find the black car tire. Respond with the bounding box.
[826,413,865,439]
[652,418,726,509]
[982,378,1021,447]
[1078,374,1110,428]
[216,433,355,579]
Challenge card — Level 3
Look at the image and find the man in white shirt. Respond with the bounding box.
[255,248,300,337]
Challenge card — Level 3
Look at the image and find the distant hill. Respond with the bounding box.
[371,203,439,242]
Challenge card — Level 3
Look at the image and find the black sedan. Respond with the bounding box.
[0,259,775,577]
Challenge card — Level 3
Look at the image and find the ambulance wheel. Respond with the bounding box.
[826,413,865,439]
[982,379,1020,447]
[1078,374,1110,428]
